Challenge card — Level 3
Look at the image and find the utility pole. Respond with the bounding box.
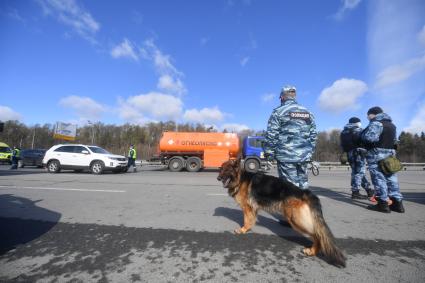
[87,120,95,145]
[31,127,36,149]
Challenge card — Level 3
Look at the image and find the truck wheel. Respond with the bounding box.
[186,157,202,172]
[47,160,61,173]
[168,157,184,172]
[90,161,104,175]
[244,159,260,173]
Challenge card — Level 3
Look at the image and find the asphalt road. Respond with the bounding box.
[0,165,424,282]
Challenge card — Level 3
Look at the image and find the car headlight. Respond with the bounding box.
[109,157,120,161]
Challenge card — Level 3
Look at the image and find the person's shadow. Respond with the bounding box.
[0,194,61,255]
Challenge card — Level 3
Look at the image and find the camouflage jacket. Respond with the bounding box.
[361,113,397,163]
[264,98,317,163]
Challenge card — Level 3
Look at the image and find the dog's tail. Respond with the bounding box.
[304,192,346,267]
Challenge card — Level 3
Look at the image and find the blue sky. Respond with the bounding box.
[1,0,424,133]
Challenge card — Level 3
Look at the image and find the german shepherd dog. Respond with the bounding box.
[217,159,346,267]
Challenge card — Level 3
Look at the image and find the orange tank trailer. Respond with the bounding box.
[159,132,240,171]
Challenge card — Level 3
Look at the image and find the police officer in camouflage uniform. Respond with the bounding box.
[264,85,317,189]
[340,117,373,199]
[361,106,404,213]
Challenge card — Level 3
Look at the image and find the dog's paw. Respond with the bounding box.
[234,228,246,234]
[303,247,316,256]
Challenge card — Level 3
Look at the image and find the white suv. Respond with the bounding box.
[42,144,128,174]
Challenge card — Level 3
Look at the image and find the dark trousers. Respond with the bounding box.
[10,157,18,169]
[128,158,136,168]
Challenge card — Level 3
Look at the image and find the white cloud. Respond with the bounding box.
[261,93,276,103]
[318,78,368,113]
[7,9,25,23]
[116,97,145,124]
[157,75,186,96]
[419,25,425,46]
[111,38,139,61]
[221,123,250,133]
[404,102,425,134]
[142,39,182,76]
[141,39,187,95]
[0,105,22,121]
[333,0,362,20]
[59,95,106,121]
[119,92,183,123]
[375,54,425,89]
[367,0,425,128]
[240,56,250,67]
[183,107,225,124]
[200,37,210,46]
[37,0,100,43]
[131,10,143,25]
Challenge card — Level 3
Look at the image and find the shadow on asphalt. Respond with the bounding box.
[214,207,348,267]
[0,169,46,176]
[213,207,311,247]
[0,194,61,255]
[311,186,425,206]
[310,186,371,209]
[400,192,425,205]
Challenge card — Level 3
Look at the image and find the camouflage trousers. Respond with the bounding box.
[277,162,308,189]
[348,150,371,192]
[368,162,403,202]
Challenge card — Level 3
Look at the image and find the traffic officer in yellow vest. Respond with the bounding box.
[10,146,20,170]
[127,145,137,172]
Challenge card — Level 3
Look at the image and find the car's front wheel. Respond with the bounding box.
[90,161,104,175]
[47,160,61,173]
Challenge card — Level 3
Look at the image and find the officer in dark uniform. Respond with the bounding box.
[10,146,20,170]
[127,145,137,173]
[361,107,404,213]
[340,117,373,199]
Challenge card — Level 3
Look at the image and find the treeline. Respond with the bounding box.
[1,120,424,162]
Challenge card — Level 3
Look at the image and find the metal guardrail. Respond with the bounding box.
[135,159,425,172]
[319,162,425,171]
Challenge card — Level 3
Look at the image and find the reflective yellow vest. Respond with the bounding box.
[128,148,136,159]
[13,148,20,158]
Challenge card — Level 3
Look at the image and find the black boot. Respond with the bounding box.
[368,199,391,213]
[366,188,375,198]
[389,197,405,213]
[352,191,367,199]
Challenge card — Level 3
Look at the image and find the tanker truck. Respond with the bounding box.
[157,132,267,172]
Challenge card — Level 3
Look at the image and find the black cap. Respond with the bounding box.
[348,117,361,123]
[367,106,383,115]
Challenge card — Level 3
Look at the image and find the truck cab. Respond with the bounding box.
[242,136,267,173]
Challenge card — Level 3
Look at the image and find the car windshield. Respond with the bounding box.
[88,146,110,154]
[0,146,11,153]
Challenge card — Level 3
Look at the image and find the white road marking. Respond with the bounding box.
[0,185,125,193]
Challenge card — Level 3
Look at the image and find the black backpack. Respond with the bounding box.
[340,129,361,152]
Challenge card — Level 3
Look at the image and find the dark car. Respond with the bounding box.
[19,149,46,168]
